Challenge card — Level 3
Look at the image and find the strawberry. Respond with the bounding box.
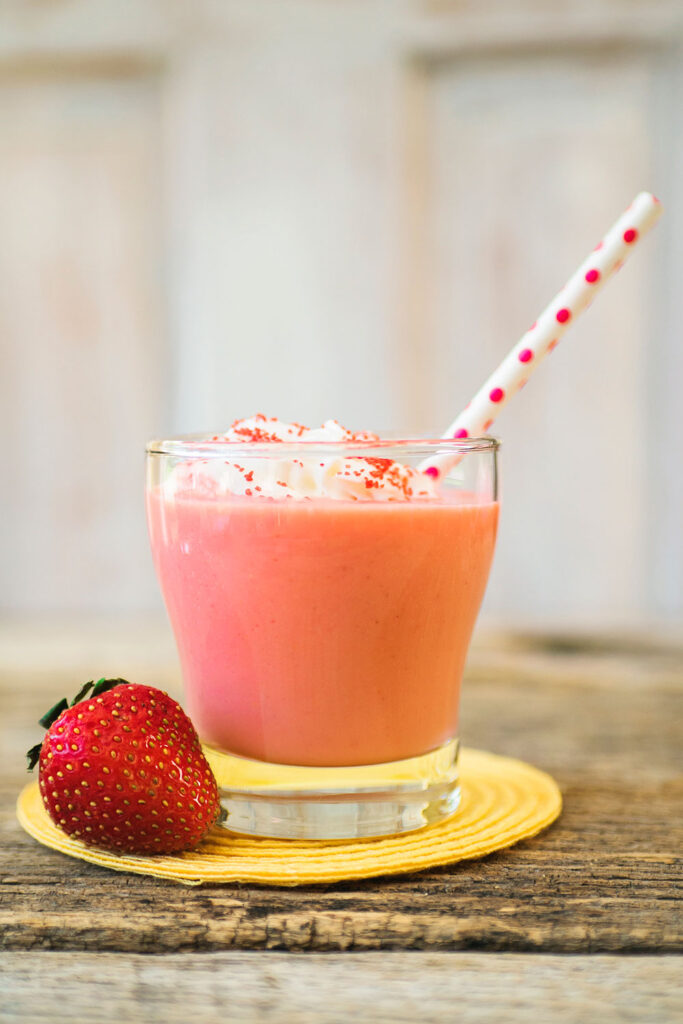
[26,678,223,855]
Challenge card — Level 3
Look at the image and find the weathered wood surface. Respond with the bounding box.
[2,952,682,1024]
[1,631,681,955]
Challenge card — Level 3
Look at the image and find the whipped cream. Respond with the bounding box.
[165,415,438,502]
[219,416,378,445]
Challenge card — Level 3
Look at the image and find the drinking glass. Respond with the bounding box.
[146,436,499,839]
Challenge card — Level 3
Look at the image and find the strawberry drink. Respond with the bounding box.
[146,417,499,838]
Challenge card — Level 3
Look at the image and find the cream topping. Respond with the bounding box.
[164,416,438,502]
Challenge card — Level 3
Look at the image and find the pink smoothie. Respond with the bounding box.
[148,489,498,767]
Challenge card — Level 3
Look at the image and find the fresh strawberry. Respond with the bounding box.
[27,678,223,855]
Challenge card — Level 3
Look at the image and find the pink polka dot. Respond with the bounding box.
[518,348,533,363]
[548,339,558,352]
[529,321,537,331]
[483,419,493,431]
[653,195,661,204]
[594,241,604,251]
[489,387,504,403]
[623,228,638,244]
[585,268,600,284]
[425,466,439,478]
[453,428,468,438]
[556,308,571,324]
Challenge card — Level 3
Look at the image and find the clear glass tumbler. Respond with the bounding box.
[146,435,499,839]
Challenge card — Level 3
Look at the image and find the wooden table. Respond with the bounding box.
[1,622,681,1022]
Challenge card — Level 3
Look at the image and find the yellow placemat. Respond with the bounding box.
[16,748,561,886]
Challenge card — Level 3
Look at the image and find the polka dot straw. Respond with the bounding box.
[422,191,662,477]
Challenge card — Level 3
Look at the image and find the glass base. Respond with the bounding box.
[203,738,460,840]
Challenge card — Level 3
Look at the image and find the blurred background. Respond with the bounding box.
[2,0,682,636]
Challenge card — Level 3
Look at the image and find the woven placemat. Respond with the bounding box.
[16,747,561,886]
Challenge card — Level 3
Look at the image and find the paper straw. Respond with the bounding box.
[421,191,662,478]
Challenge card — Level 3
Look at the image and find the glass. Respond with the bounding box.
[146,435,499,839]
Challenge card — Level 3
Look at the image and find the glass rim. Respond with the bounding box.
[146,433,501,458]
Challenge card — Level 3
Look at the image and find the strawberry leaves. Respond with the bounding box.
[26,743,43,772]
[38,698,69,731]
[27,678,132,771]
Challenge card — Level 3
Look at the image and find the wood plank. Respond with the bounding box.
[0,72,165,613]
[163,9,406,436]
[2,951,682,1024]
[428,50,661,628]
[1,636,680,954]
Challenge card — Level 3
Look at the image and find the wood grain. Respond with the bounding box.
[1,0,683,625]
[0,71,165,614]
[2,633,681,955]
[2,951,682,1024]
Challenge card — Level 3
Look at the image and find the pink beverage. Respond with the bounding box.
[146,417,499,839]
[148,493,497,767]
